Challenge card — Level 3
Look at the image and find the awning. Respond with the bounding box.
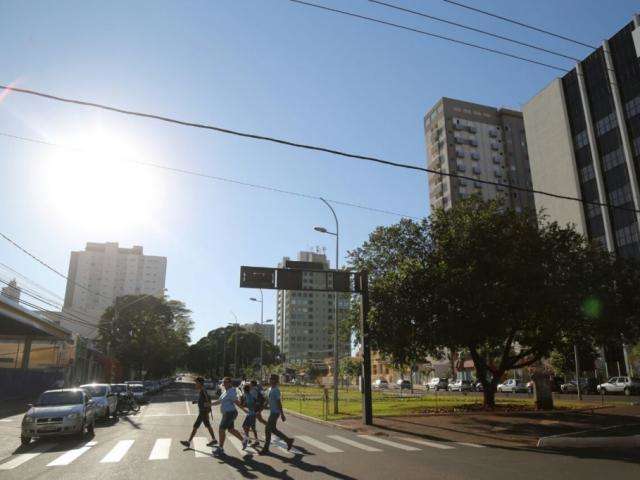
[0,296,71,341]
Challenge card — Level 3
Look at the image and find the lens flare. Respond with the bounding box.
[581,296,602,319]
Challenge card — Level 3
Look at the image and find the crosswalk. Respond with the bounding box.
[0,434,484,471]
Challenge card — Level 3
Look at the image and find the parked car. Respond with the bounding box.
[474,381,484,392]
[374,378,389,389]
[425,377,448,391]
[397,379,412,390]
[143,380,160,394]
[497,379,528,393]
[448,379,473,392]
[128,383,148,403]
[80,383,118,420]
[597,376,640,395]
[560,378,597,394]
[21,389,96,445]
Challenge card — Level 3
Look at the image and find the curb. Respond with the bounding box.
[537,435,640,449]
[284,409,360,432]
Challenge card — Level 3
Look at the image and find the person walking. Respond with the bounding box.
[180,377,217,448]
[249,380,266,444]
[210,377,244,456]
[260,374,294,455]
[240,383,258,449]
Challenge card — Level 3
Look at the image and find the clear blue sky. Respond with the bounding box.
[0,0,637,342]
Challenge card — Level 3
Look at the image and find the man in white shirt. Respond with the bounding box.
[210,377,245,456]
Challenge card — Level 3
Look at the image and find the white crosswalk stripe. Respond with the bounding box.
[358,435,421,451]
[47,441,97,466]
[297,435,343,453]
[100,440,134,463]
[192,437,212,458]
[455,442,485,448]
[395,437,455,450]
[327,435,382,452]
[227,436,259,455]
[0,444,55,470]
[148,438,172,460]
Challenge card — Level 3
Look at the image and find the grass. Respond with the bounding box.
[280,385,598,421]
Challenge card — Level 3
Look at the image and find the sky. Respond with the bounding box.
[0,0,637,343]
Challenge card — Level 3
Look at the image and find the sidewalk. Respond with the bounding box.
[0,397,32,420]
[335,404,640,448]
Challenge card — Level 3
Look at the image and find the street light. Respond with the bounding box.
[314,197,340,415]
[229,312,239,378]
[250,289,265,381]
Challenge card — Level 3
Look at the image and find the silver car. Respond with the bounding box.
[597,376,640,395]
[128,383,148,403]
[80,383,118,420]
[21,389,96,445]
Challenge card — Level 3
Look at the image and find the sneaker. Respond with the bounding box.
[179,440,190,448]
[258,448,269,455]
[213,446,224,457]
[286,439,294,451]
[242,438,248,450]
[207,439,217,447]
[251,440,260,448]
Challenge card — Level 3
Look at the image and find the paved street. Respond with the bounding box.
[0,381,638,479]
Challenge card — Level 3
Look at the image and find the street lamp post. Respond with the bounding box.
[250,289,265,380]
[314,197,340,415]
[230,312,239,378]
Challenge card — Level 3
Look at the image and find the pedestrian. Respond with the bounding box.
[180,377,217,448]
[260,374,294,455]
[210,377,244,456]
[250,380,266,442]
[240,384,258,449]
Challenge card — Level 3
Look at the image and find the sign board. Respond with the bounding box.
[240,267,275,289]
[240,266,354,293]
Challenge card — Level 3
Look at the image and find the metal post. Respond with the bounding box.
[623,343,633,377]
[259,289,264,381]
[320,197,340,415]
[234,322,239,378]
[359,271,373,425]
[222,335,227,377]
[573,344,582,401]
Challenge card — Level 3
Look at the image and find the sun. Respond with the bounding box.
[41,130,161,231]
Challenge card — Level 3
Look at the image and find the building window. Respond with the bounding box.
[457,163,466,172]
[472,166,481,175]
[574,131,589,149]
[609,185,633,206]
[602,148,625,171]
[579,164,596,182]
[595,112,617,136]
[624,95,640,119]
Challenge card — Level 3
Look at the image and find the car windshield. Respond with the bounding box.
[82,385,108,396]
[36,391,83,406]
[111,385,127,393]
[132,386,145,392]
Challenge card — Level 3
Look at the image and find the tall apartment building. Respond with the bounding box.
[275,251,350,365]
[241,322,275,344]
[424,97,535,212]
[1,279,21,303]
[524,15,640,258]
[62,242,167,338]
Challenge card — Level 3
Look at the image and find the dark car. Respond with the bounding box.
[397,379,412,390]
[425,377,448,391]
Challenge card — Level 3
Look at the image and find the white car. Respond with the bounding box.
[497,379,528,393]
[597,377,640,395]
[79,384,118,420]
[374,379,389,389]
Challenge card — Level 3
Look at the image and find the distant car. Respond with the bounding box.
[397,379,412,390]
[80,383,118,420]
[597,377,640,395]
[560,378,597,394]
[425,377,448,391]
[474,381,484,392]
[374,379,389,389]
[129,384,148,403]
[448,379,473,392]
[497,379,528,393]
[21,389,96,445]
[526,381,534,394]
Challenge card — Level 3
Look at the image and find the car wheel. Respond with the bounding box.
[624,387,631,396]
[104,409,110,421]
[601,388,607,395]
[87,420,95,435]
[20,435,31,446]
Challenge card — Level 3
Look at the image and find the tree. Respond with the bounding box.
[98,295,193,378]
[348,198,640,409]
[549,342,599,377]
[339,357,362,386]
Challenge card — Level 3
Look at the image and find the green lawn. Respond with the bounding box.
[280,385,596,421]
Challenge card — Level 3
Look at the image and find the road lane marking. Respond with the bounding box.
[273,439,303,455]
[47,441,97,466]
[192,437,211,457]
[327,435,381,452]
[358,435,421,451]
[227,436,259,455]
[297,435,343,453]
[0,444,56,470]
[395,437,455,450]
[100,440,134,463]
[185,401,191,415]
[455,442,485,448]
[149,438,172,460]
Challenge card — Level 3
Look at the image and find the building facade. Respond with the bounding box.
[523,15,640,258]
[62,242,167,337]
[275,251,350,364]
[241,322,275,344]
[424,97,535,212]
[0,279,21,303]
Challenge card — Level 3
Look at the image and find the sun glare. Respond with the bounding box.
[41,130,161,231]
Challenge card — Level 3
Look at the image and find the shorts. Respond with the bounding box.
[193,410,211,429]
[220,410,238,430]
[242,413,256,429]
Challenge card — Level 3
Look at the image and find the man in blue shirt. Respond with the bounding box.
[260,374,294,454]
[210,377,244,456]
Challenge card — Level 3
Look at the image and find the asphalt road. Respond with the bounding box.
[0,381,638,479]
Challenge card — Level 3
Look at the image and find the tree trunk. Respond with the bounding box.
[483,381,496,409]
[532,370,553,410]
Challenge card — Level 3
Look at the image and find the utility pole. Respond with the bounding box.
[359,271,372,425]
[573,344,582,401]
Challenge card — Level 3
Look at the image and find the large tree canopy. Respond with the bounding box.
[349,198,640,407]
[98,295,194,379]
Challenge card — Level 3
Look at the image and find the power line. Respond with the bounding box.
[369,0,579,61]
[0,261,65,302]
[0,131,420,220]
[441,0,597,49]
[287,0,568,72]
[1,85,637,215]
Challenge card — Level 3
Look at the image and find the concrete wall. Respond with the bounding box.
[523,79,587,234]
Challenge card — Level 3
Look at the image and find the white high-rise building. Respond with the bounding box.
[275,251,350,365]
[62,242,166,338]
